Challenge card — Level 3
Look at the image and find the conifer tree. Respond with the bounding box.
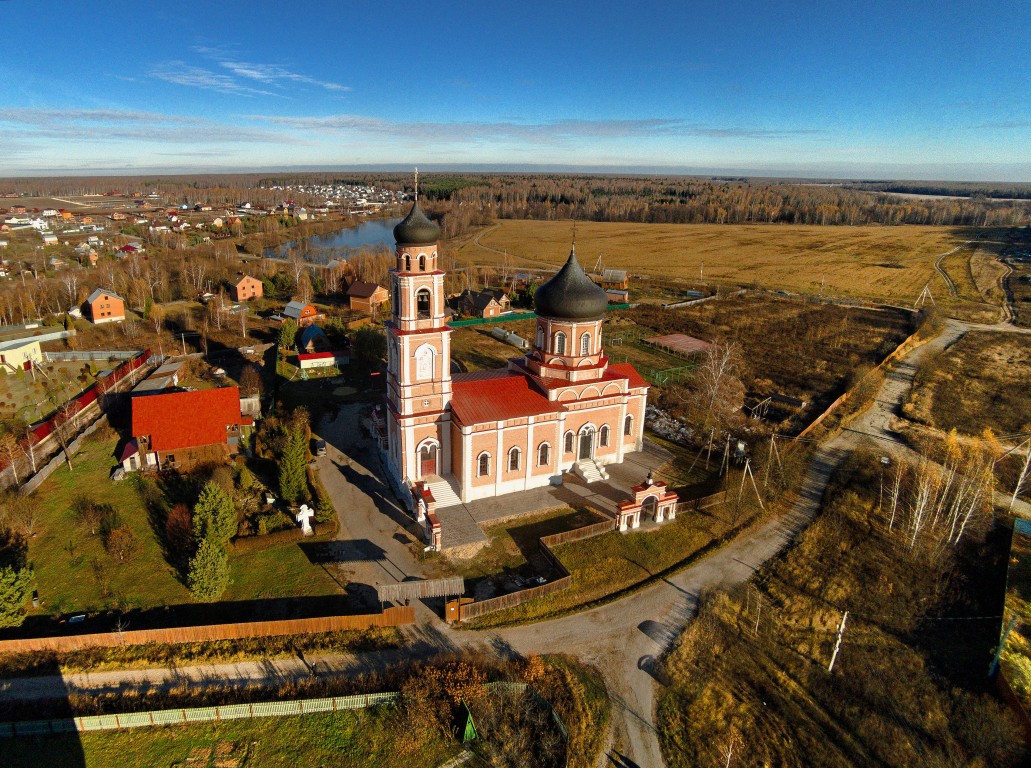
[187,537,229,602]
[192,481,236,545]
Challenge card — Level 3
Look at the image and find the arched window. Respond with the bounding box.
[554,332,566,355]
[600,425,610,447]
[564,431,574,454]
[536,326,544,349]
[624,414,633,436]
[418,254,426,271]
[538,442,551,467]
[404,255,411,272]
[477,452,491,477]
[508,447,521,472]
[416,288,431,319]
[580,332,591,356]
[415,344,435,381]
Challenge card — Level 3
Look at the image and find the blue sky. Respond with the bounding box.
[1,1,1029,180]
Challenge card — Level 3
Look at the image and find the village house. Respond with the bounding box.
[122,386,250,472]
[86,288,125,324]
[599,268,629,291]
[283,300,324,327]
[41,232,58,246]
[231,274,263,302]
[298,325,331,353]
[347,281,389,313]
[456,288,511,318]
[0,338,42,373]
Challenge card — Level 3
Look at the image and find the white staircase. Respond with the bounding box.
[574,459,609,484]
[424,475,463,509]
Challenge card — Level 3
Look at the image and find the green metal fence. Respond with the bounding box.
[448,303,632,328]
[0,692,401,737]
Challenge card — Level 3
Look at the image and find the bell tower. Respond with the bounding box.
[385,175,452,485]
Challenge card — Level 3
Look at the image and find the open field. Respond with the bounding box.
[20,433,341,617]
[905,331,1031,437]
[4,707,456,768]
[453,220,982,305]
[657,451,1025,768]
[625,296,914,432]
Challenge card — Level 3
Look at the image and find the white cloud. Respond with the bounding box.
[149,62,278,97]
[244,114,818,144]
[0,108,301,145]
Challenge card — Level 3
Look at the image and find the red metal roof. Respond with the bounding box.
[608,363,649,389]
[297,351,346,360]
[132,387,243,452]
[451,371,562,424]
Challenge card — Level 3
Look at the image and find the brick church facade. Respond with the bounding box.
[384,198,648,504]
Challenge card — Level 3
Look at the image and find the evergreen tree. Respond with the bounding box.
[0,565,33,627]
[192,481,237,545]
[187,537,229,602]
[278,424,309,504]
[278,318,298,350]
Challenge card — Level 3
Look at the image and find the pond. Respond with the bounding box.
[264,217,402,260]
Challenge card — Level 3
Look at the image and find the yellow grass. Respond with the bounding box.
[454,220,979,304]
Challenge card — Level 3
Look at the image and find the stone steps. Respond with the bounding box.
[425,475,463,509]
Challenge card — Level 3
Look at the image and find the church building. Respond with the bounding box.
[384,198,649,505]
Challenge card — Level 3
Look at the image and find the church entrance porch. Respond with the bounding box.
[578,427,595,460]
[418,442,439,479]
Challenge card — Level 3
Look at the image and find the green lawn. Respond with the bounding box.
[226,541,343,601]
[29,435,190,616]
[470,506,746,628]
[25,434,342,616]
[450,507,606,581]
[4,708,457,768]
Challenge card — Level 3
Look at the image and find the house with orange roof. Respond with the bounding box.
[122,386,250,472]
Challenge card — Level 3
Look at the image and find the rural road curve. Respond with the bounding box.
[3,316,1028,767]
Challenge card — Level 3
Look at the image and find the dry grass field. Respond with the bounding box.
[905,331,1031,437]
[454,220,991,307]
[657,451,1025,768]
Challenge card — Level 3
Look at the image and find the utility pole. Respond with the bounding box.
[828,611,849,672]
[753,589,762,634]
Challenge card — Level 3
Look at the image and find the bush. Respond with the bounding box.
[165,503,193,563]
[0,529,32,628]
[103,526,138,562]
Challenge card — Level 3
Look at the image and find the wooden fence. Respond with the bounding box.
[0,606,414,655]
[794,327,928,442]
[458,518,618,622]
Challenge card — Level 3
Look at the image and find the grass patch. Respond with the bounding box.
[27,436,189,616]
[906,331,1031,436]
[470,504,754,628]
[450,507,606,582]
[225,540,344,602]
[3,707,456,768]
[23,435,345,616]
[656,450,1025,768]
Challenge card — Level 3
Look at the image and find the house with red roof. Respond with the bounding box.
[122,386,250,472]
[380,199,650,510]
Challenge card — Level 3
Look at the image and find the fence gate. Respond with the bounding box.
[376,576,465,604]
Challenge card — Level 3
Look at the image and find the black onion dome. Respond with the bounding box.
[393,200,440,246]
[534,246,608,320]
